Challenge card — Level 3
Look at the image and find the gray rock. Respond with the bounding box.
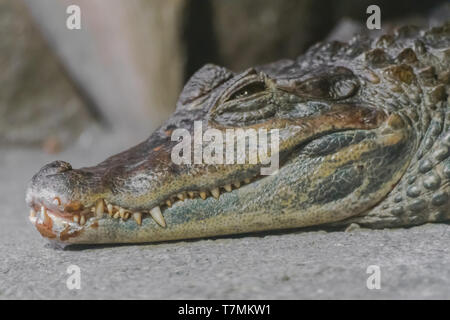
[24,0,185,137]
[211,0,334,72]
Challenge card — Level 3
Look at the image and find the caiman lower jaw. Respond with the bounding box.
[28,174,258,235]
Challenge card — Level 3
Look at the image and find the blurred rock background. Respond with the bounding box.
[0,0,448,150]
[0,0,91,148]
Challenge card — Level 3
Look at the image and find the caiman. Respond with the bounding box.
[26,23,449,245]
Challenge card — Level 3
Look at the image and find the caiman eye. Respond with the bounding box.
[228,81,267,101]
[277,67,360,101]
[297,76,359,100]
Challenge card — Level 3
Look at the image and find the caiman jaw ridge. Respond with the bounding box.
[28,175,257,233]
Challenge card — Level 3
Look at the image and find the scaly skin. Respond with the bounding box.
[26,23,449,244]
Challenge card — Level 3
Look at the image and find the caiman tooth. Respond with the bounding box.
[224,184,232,192]
[52,197,60,206]
[177,193,185,201]
[95,199,104,218]
[42,207,51,225]
[199,191,207,200]
[150,206,166,228]
[123,212,130,220]
[107,204,113,216]
[80,215,86,226]
[188,191,195,199]
[119,208,126,219]
[233,181,241,188]
[29,209,36,218]
[244,178,251,184]
[211,187,220,199]
[133,212,142,226]
[113,212,120,219]
[73,214,80,223]
[166,200,172,207]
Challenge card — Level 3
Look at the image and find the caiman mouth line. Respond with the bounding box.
[28,120,384,233]
[29,174,258,229]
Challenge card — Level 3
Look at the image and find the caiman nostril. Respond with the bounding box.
[38,160,73,177]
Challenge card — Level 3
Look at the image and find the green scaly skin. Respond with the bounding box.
[26,23,449,245]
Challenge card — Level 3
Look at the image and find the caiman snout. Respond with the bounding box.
[26,159,106,223]
[26,160,75,207]
[36,160,73,176]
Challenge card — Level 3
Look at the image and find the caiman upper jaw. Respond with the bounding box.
[25,94,391,244]
[25,155,260,241]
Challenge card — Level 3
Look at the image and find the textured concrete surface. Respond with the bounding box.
[1,129,450,299]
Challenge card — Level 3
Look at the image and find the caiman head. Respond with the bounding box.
[27,25,448,244]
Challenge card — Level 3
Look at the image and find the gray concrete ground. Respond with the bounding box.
[1,128,450,299]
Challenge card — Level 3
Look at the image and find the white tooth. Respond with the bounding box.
[107,204,113,216]
[95,199,104,218]
[43,211,51,225]
[224,184,232,192]
[166,200,172,207]
[199,191,207,200]
[29,209,36,218]
[177,193,185,201]
[119,208,126,218]
[41,206,51,224]
[211,187,220,199]
[113,212,120,219]
[80,215,86,226]
[73,215,80,223]
[150,206,166,228]
[123,212,130,220]
[244,178,251,184]
[233,181,241,188]
[133,212,142,225]
[188,191,195,199]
